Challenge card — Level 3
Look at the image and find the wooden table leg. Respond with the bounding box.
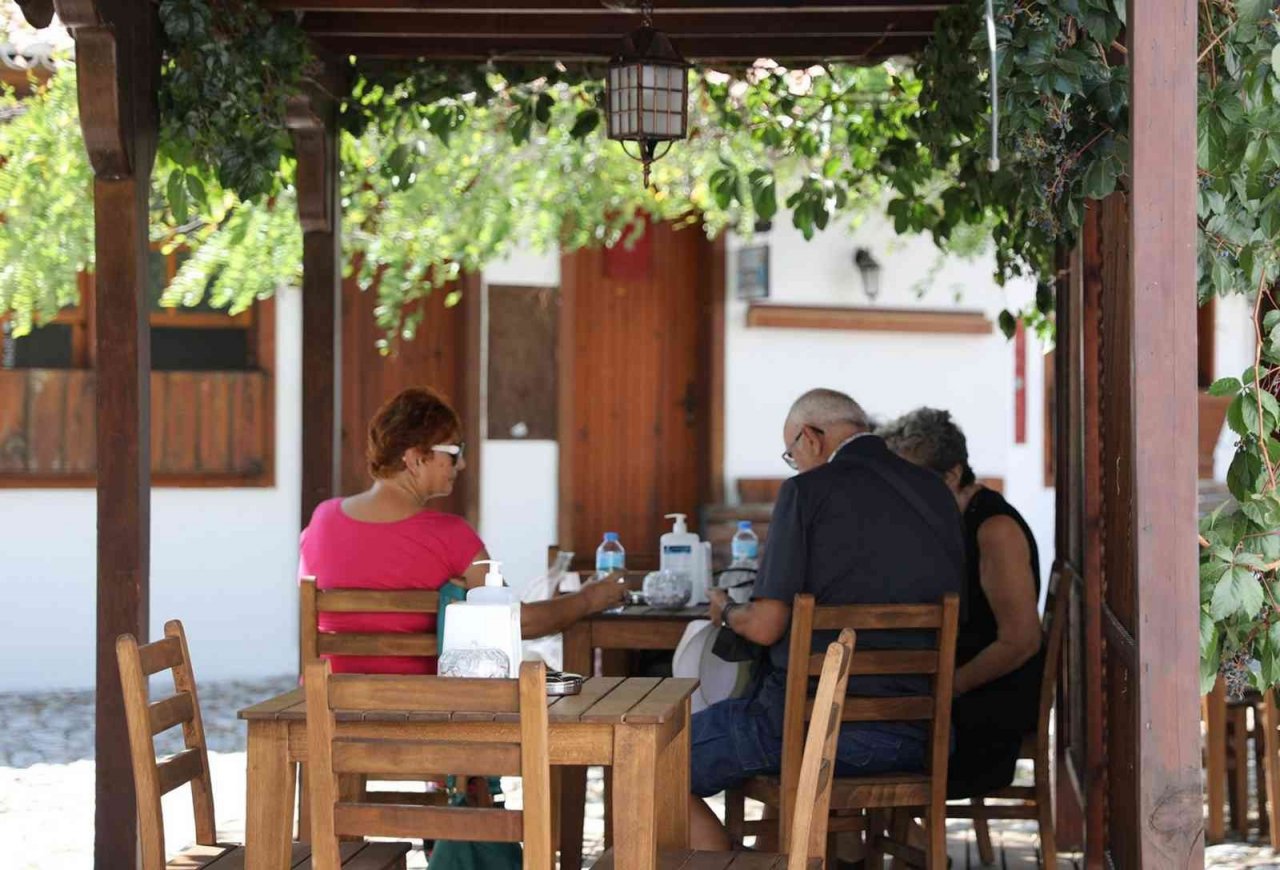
[558,766,589,870]
[612,724,659,870]
[1205,678,1226,844]
[245,720,296,870]
[560,622,593,870]
[1262,689,1280,850]
[655,702,691,850]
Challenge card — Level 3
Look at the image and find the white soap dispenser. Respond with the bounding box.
[458,559,521,677]
[660,513,706,606]
[467,560,514,605]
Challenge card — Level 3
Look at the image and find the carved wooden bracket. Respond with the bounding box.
[286,96,333,234]
[14,0,56,28]
[286,68,344,235]
[51,0,157,180]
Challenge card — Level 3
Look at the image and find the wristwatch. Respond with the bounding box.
[719,600,740,628]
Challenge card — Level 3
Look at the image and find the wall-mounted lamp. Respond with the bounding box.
[854,248,882,302]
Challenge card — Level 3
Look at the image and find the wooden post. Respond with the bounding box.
[1127,0,1203,865]
[288,74,344,529]
[44,0,159,866]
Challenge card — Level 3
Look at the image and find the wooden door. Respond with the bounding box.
[557,220,718,569]
[339,271,481,524]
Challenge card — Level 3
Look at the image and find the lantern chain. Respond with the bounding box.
[640,0,653,28]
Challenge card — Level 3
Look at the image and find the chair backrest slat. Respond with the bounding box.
[803,696,934,722]
[300,577,445,675]
[156,748,206,795]
[778,594,961,852]
[332,740,521,778]
[115,620,218,870]
[318,588,441,613]
[305,660,553,870]
[148,692,196,736]
[787,630,855,869]
[137,636,184,676]
[328,673,519,713]
[812,605,943,630]
[317,633,438,658]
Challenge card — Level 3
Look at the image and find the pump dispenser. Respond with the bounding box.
[467,560,512,603]
[660,513,706,605]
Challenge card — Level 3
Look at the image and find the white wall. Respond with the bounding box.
[723,213,1056,588]
[478,249,562,594]
[0,287,303,692]
[1213,292,1255,479]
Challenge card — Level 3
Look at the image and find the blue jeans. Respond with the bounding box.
[689,697,926,798]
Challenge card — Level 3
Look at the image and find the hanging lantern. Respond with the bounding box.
[605,0,689,188]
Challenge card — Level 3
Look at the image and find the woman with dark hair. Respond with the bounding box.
[299,385,625,674]
[880,407,1044,797]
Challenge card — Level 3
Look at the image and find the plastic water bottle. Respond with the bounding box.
[731,521,759,568]
[595,532,626,580]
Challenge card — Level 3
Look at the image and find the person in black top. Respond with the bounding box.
[881,407,1044,797]
[690,389,965,850]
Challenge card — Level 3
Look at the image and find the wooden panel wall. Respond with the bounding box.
[339,272,479,523]
[0,368,271,484]
[558,220,715,566]
[488,284,558,440]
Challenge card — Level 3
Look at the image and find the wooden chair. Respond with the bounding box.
[299,576,443,668]
[592,629,857,870]
[116,619,409,870]
[726,593,961,869]
[945,568,1069,867]
[299,577,454,829]
[303,658,554,870]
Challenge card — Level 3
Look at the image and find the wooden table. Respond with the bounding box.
[239,675,697,870]
[559,606,707,870]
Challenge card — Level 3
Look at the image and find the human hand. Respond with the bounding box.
[708,588,729,627]
[580,575,628,613]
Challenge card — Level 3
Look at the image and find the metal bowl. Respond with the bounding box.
[546,671,584,696]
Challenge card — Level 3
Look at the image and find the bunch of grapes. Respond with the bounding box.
[1220,648,1252,701]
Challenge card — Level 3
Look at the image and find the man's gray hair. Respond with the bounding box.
[787,388,870,431]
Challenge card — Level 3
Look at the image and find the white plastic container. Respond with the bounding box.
[660,513,706,606]
[440,560,523,677]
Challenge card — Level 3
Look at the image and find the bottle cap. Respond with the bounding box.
[471,559,505,587]
[738,521,753,530]
[665,513,688,534]
[604,532,619,542]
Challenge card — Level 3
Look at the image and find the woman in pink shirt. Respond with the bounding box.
[299,386,625,674]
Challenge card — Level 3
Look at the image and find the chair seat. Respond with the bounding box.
[742,771,932,811]
[166,841,412,870]
[591,847,822,869]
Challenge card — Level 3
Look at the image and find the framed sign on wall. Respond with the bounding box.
[735,244,769,300]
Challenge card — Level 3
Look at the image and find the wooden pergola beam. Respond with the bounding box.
[265,0,953,12]
[299,9,938,37]
[312,33,920,60]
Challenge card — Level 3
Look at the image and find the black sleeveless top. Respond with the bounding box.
[957,487,1042,669]
[948,487,1045,798]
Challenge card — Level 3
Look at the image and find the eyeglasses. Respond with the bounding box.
[782,426,823,471]
[431,442,467,466]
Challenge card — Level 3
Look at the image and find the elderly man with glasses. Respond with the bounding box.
[689,388,965,852]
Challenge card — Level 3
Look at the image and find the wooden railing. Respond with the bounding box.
[0,368,272,486]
